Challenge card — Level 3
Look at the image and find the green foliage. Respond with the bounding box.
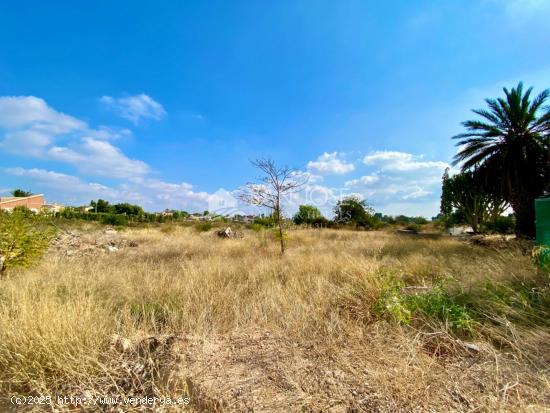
[0,209,56,271]
[10,189,33,197]
[194,222,212,232]
[440,168,453,217]
[533,245,550,272]
[375,278,473,335]
[441,170,508,233]
[486,215,515,234]
[453,82,550,238]
[253,216,276,227]
[100,214,127,226]
[405,223,420,232]
[293,205,322,224]
[249,223,263,232]
[90,199,112,213]
[113,203,144,216]
[334,196,379,229]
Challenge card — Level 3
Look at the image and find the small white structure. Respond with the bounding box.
[447,226,474,236]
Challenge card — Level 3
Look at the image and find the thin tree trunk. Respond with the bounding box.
[276,196,285,254]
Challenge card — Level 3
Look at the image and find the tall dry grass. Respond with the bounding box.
[0,227,548,411]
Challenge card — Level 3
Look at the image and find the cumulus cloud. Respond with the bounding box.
[5,167,119,199]
[100,94,166,124]
[307,152,355,175]
[4,167,222,211]
[344,174,380,188]
[0,96,85,132]
[0,95,151,180]
[363,151,448,172]
[48,138,149,179]
[0,96,87,155]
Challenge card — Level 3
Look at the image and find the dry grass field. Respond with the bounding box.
[0,225,549,412]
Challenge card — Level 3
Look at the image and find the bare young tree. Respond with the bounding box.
[239,158,307,254]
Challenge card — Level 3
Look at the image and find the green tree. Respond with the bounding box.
[453,82,550,238]
[90,199,113,213]
[440,168,453,218]
[334,196,377,228]
[113,203,144,216]
[443,171,507,233]
[10,189,33,197]
[293,205,323,225]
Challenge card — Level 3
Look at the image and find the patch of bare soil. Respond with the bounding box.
[175,332,383,413]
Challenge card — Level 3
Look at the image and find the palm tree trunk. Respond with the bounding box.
[510,196,536,239]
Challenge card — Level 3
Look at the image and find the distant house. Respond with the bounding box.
[42,203,66,214]
[0,194,46,212]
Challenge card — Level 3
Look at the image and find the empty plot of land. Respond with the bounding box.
[0,227,548,412]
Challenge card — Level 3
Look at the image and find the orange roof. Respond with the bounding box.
[0,194,44,205]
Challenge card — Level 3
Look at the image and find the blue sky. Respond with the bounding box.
[1,0,549,217]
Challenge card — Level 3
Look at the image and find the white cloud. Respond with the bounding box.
[0,95,152,180]
[363,151,448,172]
[0,96,85,132]
[344,174,380,188]
[4,167,222,212]
[0,96,87,155]
[48,138,149,179]
[402,187,432,200]
[307,152,355,175]
[101,94,166,124]
[5,167,119,199]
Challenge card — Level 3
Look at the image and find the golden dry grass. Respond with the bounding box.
[0,226,549,412]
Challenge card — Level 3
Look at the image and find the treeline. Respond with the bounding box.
[58,199,191,226]
[253,197,431,231]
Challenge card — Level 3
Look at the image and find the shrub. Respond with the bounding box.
[485,215,515,234]
[253,216,276,227]
[0,210,56,272]
[405,223,420,232]
[374,278,473,335]
[249,223,263,232]
[533,245,550,272]
[100,214,128,226]
[194,222,212,232]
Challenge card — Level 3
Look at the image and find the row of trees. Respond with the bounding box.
[59,200,191,225]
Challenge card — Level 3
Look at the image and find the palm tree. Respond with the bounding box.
[453,82,550,238]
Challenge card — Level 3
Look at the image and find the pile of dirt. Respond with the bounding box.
[467,234,533,253]
[50,228,138,257]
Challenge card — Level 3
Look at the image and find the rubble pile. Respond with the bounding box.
[216,227,244,239]
[50,228,138,257]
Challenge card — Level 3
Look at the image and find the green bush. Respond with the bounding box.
[374,278,473,335]
[533,245,550,272]
[485,215,515,234]
[194,222,212,232]
[0,210,56,272]
[100,214,128,226]
[249,223,263,232]
[405,223,420,232]
[253,216,276,227]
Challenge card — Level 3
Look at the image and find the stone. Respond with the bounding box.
[106,245,119,253]
[217,227,234,238]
